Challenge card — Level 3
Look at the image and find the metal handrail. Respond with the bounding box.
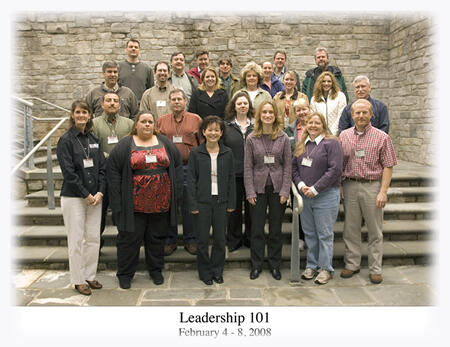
[13,95,70,209]
[290,181,304,283]
[11,116,68,174]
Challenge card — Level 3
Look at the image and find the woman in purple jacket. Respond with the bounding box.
[292,112,343,285]
[244,100,292,281]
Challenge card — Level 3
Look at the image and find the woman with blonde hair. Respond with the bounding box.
[236,61,272,111]
[310,71,346,135]
[274,71,308,128]
[244,100,291,281]
[292,112,343,285]
[188,66,228,119]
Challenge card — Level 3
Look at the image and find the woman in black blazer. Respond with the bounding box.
[188,67,228,119]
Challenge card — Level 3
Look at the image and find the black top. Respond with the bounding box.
[106,134,183,231]
[57,126,106,198]
[222,120,254,177]
[187,88,229,119]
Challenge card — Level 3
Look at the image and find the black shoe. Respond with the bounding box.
[150,272,164,285]
[202,279,213,285]
[250,269,261,280]
[118,277,131,289]
[228,241,242,253]
[164,244,177,256]
[213,276,224,284]
[270,268,282,280]
[184,243,197,255]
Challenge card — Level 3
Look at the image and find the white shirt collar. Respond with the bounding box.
[305,134,324,145]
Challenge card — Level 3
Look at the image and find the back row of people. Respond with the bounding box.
[84,40,389,136]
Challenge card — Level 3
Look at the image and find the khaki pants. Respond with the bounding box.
[61,196,102,285]
[342,180,383,274]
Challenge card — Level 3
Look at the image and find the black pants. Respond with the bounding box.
[193,197,227,281]
[116,211,169,280]
[227,176,251,248]
[250,185,286,271]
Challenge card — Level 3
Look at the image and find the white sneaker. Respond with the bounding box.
[301,268,316,280]
[298,239,305,251]
[314,269,332,285]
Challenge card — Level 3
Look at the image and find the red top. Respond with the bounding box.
[339,124,397,181]
[131,143,171,213]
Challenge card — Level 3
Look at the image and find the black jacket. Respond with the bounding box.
[187,142,236,211]
[106,134,183,231]
[222,120,254,177]
[57,126,106,198]
[187,88,228,119]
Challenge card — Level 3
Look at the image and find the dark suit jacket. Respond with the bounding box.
[187,88,229,119]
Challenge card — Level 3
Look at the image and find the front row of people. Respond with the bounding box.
[57,95,396,295]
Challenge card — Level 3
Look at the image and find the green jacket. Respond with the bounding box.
[301,66,349,103]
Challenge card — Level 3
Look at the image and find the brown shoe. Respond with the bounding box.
[75,284,91,296]
[340,268,360,278]
[369,273,383,284]
[86,280,103,289]
[164,244,177,256]
[184,243,197,255]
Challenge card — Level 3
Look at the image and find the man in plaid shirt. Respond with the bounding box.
[339,99,397,284]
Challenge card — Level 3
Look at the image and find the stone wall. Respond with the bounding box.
[388,16,434,165]
[13,12,434,164]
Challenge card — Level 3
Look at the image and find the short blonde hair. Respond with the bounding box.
[240,61,263,87]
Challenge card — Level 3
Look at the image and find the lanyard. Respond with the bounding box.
[76,134,90,159]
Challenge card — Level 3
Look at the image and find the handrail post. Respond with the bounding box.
[290,182,303,284]
[24,103,35,170]
[46,137,55,210]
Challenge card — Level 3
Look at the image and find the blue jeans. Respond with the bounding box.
[300,187,340,273]
[166,165,195,245]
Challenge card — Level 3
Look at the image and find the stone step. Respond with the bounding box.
[23,185,435,208]
[14,219,433,248]
[13,199,434,226]
[13,239,434,270]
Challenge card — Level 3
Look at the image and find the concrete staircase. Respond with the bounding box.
[12,160,435,270]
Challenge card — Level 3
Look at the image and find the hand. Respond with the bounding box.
[84,194,95,205]
[376,191,388,208]
[247,197,257,206]
[340,185,344,200]
[302,186,315,198]
[191,210,199,214]
[280,195,288,204]
[226,208,235,213]
[92,192,103,206]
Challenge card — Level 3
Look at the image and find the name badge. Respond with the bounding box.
[156,100,166,107]
[89,143,99,149]
[145,154,157,163]
[83,158,94,168]
[355,149,365,157]
[264,155,275,164]
[107,136,118,144]
[301,157,313,167]
[173,135,183,143]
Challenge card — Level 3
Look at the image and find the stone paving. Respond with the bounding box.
[13,264,435,306]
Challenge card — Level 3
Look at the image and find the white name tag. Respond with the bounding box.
[89,143,99,149]
[301,157,313,167]
[355,149,365,157]
[264,155,275,164]
[83,158,94,168]
[173,135,183,143]
[145,154,157,163]
[156,100,166,107]
[107,136,118,144]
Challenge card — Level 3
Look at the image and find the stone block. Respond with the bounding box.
[111,23,130,34]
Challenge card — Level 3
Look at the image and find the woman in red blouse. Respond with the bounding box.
[107,111,183,289]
